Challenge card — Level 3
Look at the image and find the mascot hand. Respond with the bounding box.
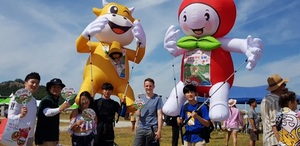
[132,20,146,48]
[164,25,180,55]
[245,35,263,70]
[81,17,108,39]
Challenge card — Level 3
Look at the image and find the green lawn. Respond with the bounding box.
[0,112,263,146]
[58,125,263,146]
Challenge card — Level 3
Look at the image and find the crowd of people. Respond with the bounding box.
[4,73,163,146]
[165,73,300,146]
[3,72,300,146]
[260,74,300,146]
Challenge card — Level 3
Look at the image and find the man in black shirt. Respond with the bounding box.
[93,83,124,146]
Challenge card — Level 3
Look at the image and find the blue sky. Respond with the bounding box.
[0,0,300,104]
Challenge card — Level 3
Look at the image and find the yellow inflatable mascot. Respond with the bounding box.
[75,0,146,113]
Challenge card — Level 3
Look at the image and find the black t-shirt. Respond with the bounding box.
[94,98,120,123]
[93,98,121,145]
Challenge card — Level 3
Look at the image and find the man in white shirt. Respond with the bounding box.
[8,72,41,146]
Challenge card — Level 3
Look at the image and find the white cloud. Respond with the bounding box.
[234,1,300,45]
[0,0,299,100]
[234,54,300,93]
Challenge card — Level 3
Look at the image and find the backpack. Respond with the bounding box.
[275,109,283,131]
[183,102,214,143]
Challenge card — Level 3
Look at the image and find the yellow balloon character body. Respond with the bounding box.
[75,0,146,113]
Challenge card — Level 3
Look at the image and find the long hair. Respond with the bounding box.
[78,91,94,114]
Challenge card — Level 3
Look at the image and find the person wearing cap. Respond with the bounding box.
[260,74,288,146]
[35,78,70,146]
[247,98,261,146]
[223,99,243,146]
[7,72,41,146]
[93,82,124,146]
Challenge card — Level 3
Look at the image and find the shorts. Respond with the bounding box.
[249,129,259,141]
[227,128,239,132]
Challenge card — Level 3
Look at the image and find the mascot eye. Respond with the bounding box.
[204,13,210,21]
[110,6,118,14]
[183,15,187,22]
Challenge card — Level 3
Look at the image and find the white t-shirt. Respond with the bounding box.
[8,95,37,138]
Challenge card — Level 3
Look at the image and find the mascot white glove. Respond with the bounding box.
[245,35,263,70]
[164,25,180,55]
[81,17,108,39]
[132,20,146,48]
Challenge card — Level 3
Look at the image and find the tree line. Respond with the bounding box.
[0,79,76,105]
[0,79,47,100]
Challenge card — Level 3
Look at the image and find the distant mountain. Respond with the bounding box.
[0,79,47,100]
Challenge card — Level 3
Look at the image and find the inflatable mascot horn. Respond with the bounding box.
[75,0,146,113]
[162,0,263,121]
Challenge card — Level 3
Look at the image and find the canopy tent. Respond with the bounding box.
[0,94,13,105]
[227,85,268,104]
[228,85,300,104]
[197,85,300,104]
[0,98,10,105]
[0,98,5,104]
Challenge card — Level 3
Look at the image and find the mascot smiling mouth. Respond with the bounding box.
[108,21,131,34]
[192,27,204,35]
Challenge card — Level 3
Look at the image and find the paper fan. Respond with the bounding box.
[82,108,96,122]
[61,87,76,102]
[14,88,32,105]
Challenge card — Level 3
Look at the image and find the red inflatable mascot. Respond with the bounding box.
[162,0,263,121]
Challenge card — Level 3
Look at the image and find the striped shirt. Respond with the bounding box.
[260,93,280,146]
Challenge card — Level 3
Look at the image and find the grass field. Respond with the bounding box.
[59,112,263,145]
[58,125,263,146]
[0,112,263,146]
